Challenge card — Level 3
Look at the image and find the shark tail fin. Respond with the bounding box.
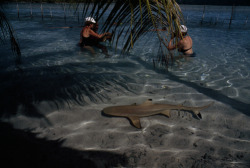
[197,102,214,111]
[193,102,214,119]
[161,110,171,118]
[128,116,142,129]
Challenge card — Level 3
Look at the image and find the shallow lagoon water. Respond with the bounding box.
[1,3,250,167]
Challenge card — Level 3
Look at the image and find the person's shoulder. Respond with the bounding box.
[187,35,192,39]
[184,35,191,41]
[82,26,88,31]
[187,35,193,41]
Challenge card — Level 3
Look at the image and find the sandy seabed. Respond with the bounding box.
[1,56,250,168]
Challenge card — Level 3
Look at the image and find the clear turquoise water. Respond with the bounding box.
[1,3,250,105]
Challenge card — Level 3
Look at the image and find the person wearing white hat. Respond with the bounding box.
[85,17,96,23]
[79,17,110,57]
[167,25,193,56]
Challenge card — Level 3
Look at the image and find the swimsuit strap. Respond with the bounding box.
[179,47,192,53]
[182,47,192,52]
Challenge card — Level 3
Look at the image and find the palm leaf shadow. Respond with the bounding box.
[0,61,136,118]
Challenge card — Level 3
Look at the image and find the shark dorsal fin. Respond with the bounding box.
[127,116,141,129]
[140,99,153,106]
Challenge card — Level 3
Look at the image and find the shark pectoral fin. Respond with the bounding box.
[194,110,202,119]
[161,110,171,117]
[197,113,202,119]
[127,116,142,129]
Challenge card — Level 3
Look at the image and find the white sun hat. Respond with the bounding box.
[85,17,96,23]
[180,25,187,33]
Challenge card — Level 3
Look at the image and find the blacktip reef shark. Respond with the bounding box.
[103,99,214,129]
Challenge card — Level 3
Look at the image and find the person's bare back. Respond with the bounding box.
[177,34,193,55]
[168,25,194,56]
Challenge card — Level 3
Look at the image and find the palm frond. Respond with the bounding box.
[77,0,184,65]
[0,7,21,67]
[0,0,183,68]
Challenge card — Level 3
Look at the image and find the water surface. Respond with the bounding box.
[1,3,250,107]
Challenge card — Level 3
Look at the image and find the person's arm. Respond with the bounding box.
[167,38,177,50]
[89,29,106,39]
[79,29,84,44]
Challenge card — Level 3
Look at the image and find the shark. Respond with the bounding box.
[103,99,213,129]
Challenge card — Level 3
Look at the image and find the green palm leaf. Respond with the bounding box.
[77,0,183,65]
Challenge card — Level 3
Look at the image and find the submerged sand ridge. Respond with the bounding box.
[2,57,250,167]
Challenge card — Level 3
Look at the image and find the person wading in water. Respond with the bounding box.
[79,17,111,57]
[167,25,194,57]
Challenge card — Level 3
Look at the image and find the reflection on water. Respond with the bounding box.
[170,27,250,104]
[137,26,250,104]
[1,3,250,105]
